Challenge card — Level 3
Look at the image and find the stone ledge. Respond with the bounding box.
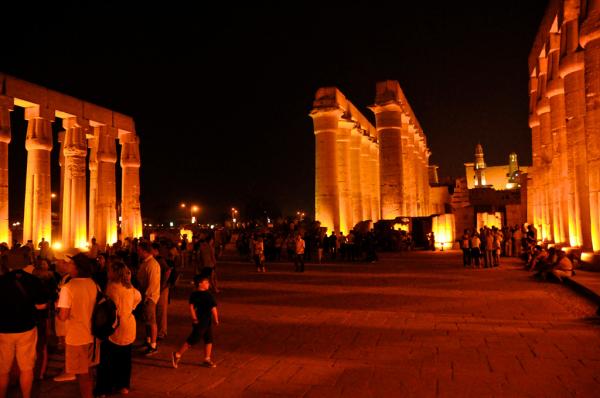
[563,271,600,309]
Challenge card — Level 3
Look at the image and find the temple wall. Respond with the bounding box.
[528,0,600,252]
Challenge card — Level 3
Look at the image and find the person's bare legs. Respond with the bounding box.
[204,343,212,361]
[77,373,93,398]
[19,369,34,398]
[176,342,191,358]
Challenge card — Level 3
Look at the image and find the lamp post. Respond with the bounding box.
[191,205,199,224]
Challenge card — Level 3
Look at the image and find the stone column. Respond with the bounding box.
[311,108,342,234]
[581,1,600,251]
[349,126,363,224]
[537,92,553,241]
[0,96,12,245]
[560,18,588,247]
[337,120,354,234]
[23,106,53,246]
[528,112,542,227]
[61,117,88,249]
[400,121,413,216]
[369,138,380,222]
[120,133,142,240]
[88,129,98,242]
[371,102,403,219]
[95,126,118,248]
[547,79,569,244]
[359,132,372,220]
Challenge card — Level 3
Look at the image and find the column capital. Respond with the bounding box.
[0,96,12,144]
[580,8,600,48]
[546,78,565,98]
[536,98,551,115]
[62,116,90,130]
[529,113,540,128]
[120,135,140,168]
[23,105,54,122]
[559,51,585,77]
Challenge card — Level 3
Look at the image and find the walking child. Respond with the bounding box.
[172,274,219,369]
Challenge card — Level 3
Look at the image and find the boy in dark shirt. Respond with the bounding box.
[172,274,219,369]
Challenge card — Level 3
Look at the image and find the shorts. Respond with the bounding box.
[65,343,99,374]
[0,328,37,374]
[186,324,213,346]
[143,300,157,325]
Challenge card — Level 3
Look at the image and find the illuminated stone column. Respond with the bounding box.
[120,133,143,240]
[537,94,553,241]
[401,122,414,215]
[0,96,13,244]
[560,15,588,247]
[371,101,403,219]
[337,120,354,233]
[581,3,600,251]
[359,132,372,220]
[311,108,342,234]
[369,138,380,222]
[88,130,98,242]
[23,106,53,246]
[92,126,118,248]
[61,117,88,249]
[528,112,542,227]
[547,79,569,244]
[349,126,363,224]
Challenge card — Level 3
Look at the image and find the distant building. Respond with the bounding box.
[452,144,529,237]
[464,146,529,190]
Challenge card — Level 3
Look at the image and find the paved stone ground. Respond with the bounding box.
[11,250,600,397]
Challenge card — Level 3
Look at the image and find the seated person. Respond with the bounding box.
[550,250,573,282]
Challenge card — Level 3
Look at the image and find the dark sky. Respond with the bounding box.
[1,1,548,223]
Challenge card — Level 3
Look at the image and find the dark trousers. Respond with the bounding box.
[95,340,132,395]
[462,248,471,266]
[294,254,304,272]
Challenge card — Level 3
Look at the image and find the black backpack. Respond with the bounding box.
[91,287,119,340]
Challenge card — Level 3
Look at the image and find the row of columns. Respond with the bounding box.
[0,94,142,249]
[311,88,380,234]
[529,0,600,251]
[311,81,432,235]
[370,81,431,219]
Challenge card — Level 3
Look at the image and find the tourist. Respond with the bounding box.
[0,259,47,398]
[151,242,171,340]
[56,253,98,398]
[460,229,471,267]
[294,233,305,272]
[253,235,265,273]
[95,261,141,397]
[550,249,574,282]
[171,274,219,369]
[136,242,161,356]
[32,258,58,380]
[470,233,481,268]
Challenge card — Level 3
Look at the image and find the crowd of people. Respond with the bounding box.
[235,225,379,268]
[458,223,576,282]
[0,231,220,398]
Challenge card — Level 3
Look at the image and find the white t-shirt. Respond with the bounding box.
[57,278,97,346]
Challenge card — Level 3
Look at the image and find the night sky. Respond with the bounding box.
[1,1,548,224]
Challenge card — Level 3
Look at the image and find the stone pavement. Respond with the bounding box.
[12,250,600,397]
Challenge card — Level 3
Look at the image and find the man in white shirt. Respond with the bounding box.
[57,253,97,398]
[137,242,161,355]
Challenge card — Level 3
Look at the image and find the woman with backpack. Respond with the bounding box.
[95,261,141,397]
